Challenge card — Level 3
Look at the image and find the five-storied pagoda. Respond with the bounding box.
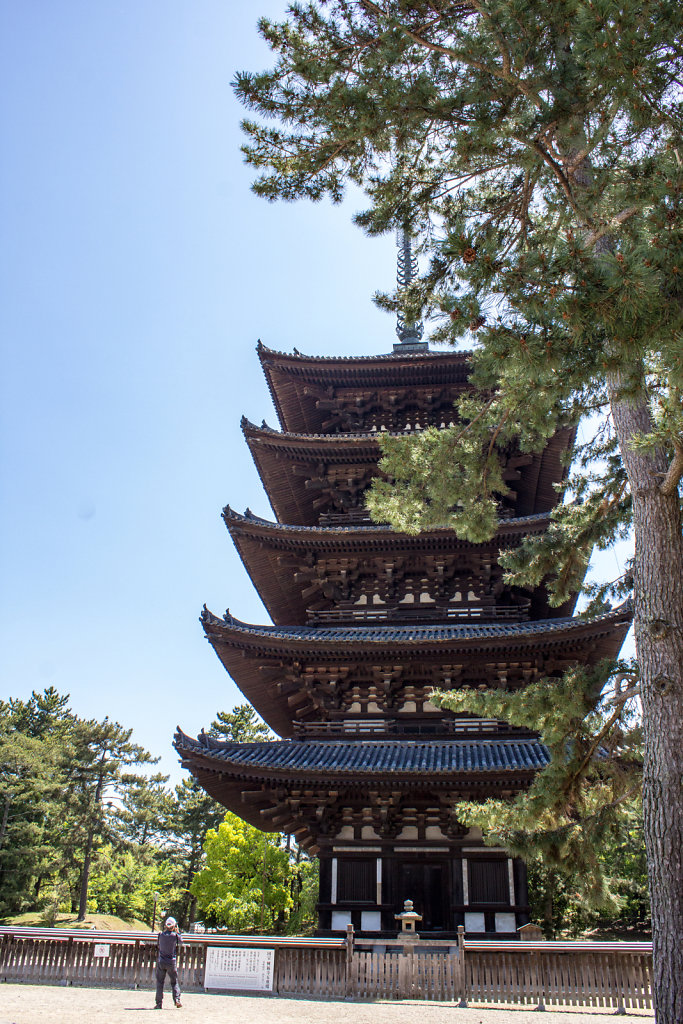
[175,234,630,938]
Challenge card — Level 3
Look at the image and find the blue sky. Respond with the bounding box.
[0,2,632,786]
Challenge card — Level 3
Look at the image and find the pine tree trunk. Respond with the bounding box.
[77,824,95,922]
[77,765,106,923]
[0,794,10,850]
[187,894,197,930]
[543,872,556,938]
[608,375,683,1024]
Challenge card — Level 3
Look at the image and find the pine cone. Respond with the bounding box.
[462,247,477,264]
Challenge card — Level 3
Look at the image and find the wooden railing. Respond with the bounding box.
[292,719,517,738]
[0,926,652,1010]
[307,603,528,625]
[461,939,652,1011]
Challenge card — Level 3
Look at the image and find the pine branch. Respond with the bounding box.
[659,439,683,496]
[525,138,592,226]
[584,207,641,251]
[360,0,544,107]
[568,702,635,793]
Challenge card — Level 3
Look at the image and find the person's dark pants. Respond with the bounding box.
[155,962,181,1006]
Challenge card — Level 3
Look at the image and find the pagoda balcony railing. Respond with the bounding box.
[316,506,529,527]
[317,509,373,526]
[292,718,525,738]
[307,603,529,625]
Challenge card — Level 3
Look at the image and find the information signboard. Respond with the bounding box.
[204,946,275,991]
[93,944,110,958]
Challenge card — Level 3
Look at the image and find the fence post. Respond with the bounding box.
[533,950,546,1011]
[131,940,141,989]
[345,923,354,1000]
[398,946,413,1000]
[62,937,74,986]
[0,933,9,975]
[457,925,468,1007]
[199,942,206,990]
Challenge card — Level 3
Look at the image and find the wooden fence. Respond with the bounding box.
[0,926,652,1010]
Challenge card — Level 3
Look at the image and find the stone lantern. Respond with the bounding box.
[395,899,422,941]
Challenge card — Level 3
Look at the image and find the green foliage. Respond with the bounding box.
[61,716,158,920]
[86,845,180,922]
[232,8,683,980]
[527,797,649,937]
[284,853,319,936]
[209,704,272,742]
[163,777,224,928]
[115,772,174,848]
[234,0,683,561]
[190,813,295,933]
[433,660,643,910]
[0,689,74,916]
[0,697,284,932]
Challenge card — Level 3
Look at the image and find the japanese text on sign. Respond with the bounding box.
[204,946,275,991]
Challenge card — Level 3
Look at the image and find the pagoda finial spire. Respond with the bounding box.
[394,226,427,352]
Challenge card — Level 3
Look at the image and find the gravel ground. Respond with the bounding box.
[0,984,654,1024]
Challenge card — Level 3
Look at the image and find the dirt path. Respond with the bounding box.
[0,984,653,1024]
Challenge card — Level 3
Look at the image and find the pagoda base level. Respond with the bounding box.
[316,848,529,939]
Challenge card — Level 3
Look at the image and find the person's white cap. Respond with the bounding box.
[165,917,177,927]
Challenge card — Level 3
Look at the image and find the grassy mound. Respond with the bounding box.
[1,911,150,931]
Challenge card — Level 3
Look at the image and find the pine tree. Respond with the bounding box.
[0,690,72,915]
[166,778,224,929]
[234,5,682,1018]
[433,661,643,912]
[114,772,174,848]
[209,703,272,742]
[63,718,156,921]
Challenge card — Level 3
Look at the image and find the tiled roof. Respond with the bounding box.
[241,418,396,442]
[256,341,473,365]
[200,605,631,646]
[174,730,549,774]
[223,504,551,536]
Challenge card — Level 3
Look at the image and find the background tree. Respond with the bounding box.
[191,813,295,933]
[86,844,180,924]
[234,5,682,1017]
[209,703,272,742]
[163,703,272,927]
[284,843,319,936]
[62,717,156,921]
[114,771,174,848]
[0,690,229,929]
[525,793,649,939]
[165,779,224,929]
[0,690,71,915]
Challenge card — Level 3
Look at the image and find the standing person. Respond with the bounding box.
[155,916,182,1009]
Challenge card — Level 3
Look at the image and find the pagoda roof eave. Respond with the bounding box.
[256,340,474,368]
[241,418,573,524]
[241,418,383,525]
[175,729,544,851]
[257,342,473,433]
[174,729,549,780]
[223,504,552,541]
[199,605,631,736]
[223,505,570,626]
[241,417,385,446]
[201,604,631,654]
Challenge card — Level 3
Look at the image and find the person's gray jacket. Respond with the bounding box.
[157,929,181,966]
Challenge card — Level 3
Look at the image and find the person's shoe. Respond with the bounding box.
[175,1000,182,1007]
[154,1006,162,1010]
